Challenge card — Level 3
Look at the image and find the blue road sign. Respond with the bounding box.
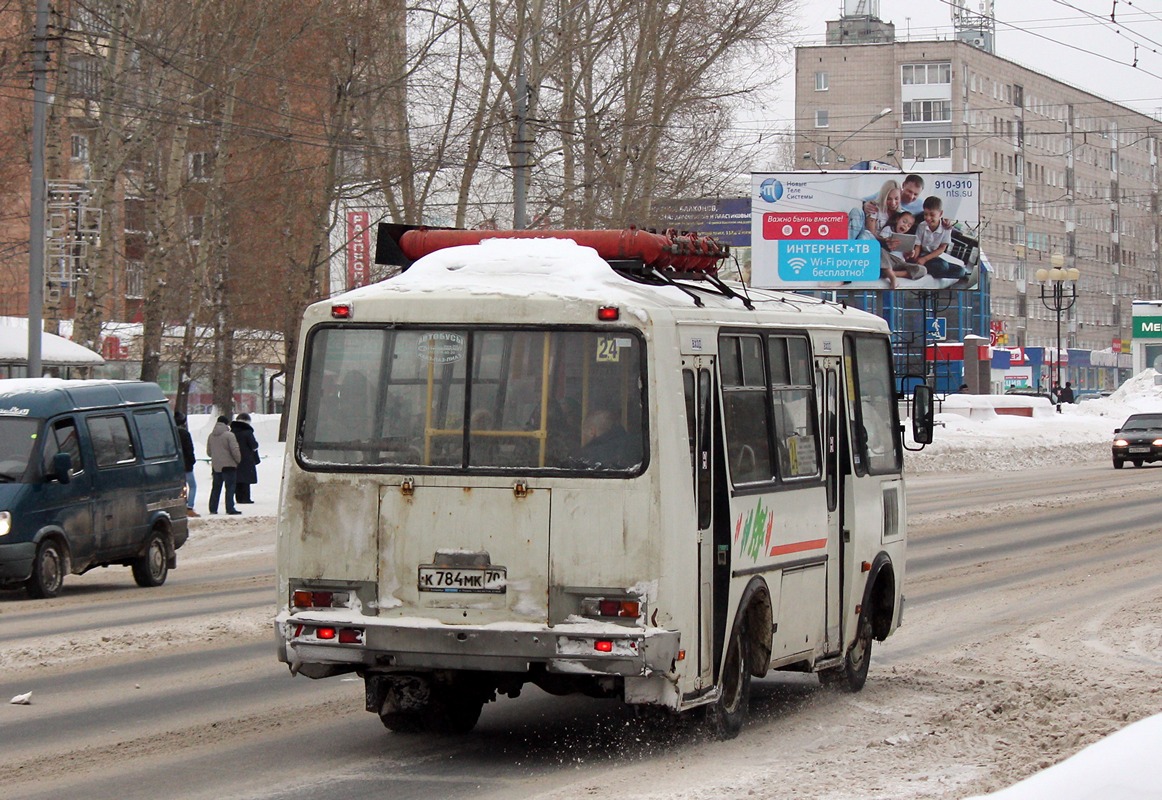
[928,317,947,341]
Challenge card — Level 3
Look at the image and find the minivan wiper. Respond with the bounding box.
[0,473,16,482]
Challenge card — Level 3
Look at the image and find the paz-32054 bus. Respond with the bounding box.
[275,227,934,737]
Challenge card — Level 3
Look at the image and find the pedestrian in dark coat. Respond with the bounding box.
[174,411,198,517]
[229,412,260,504]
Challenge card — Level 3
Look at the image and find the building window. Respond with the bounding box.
[70,134,90,163]
[902,138,952,159]
[814,145,830,165]
[188,215,204,245]
[815,109,829,128]
[68,55,101,99]
[815,71,829,91]
[902,100,951,123]
[124,261,145,299]
[124,198,146,233]
[188,152,214,182]
[901,62,951,85]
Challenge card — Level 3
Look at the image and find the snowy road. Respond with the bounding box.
[1,462,1160,800]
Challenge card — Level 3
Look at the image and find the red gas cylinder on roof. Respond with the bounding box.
[397,227,727,275]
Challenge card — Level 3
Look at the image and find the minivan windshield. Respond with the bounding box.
[0,417,42,481]
[298,326,646,474]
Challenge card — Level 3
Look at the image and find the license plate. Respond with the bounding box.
[1128,446,1151,454]
[418,566,506,594]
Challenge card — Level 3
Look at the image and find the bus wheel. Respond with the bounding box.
[26,539,66,599]
[427,686,484,735]
[379,710,426,734]
[709,627,750,740]
[820,616,873,692]
[132,531,170,587]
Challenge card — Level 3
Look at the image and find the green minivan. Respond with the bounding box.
[0,379,189,598]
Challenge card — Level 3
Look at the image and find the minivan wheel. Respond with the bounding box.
[132,532,169,587]
[27,539,66,599]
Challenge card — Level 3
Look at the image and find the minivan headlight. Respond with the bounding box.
[0,511,10,537]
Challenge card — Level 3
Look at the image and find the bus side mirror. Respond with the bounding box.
[52,452,72,484]
[911,385,935,445]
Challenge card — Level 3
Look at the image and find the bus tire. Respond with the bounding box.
[829,616,874,692]
[708,626,750,740]
[379,710,426,734]
[427,686,484,735]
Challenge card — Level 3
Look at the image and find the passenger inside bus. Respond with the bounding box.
[578,407,637,469]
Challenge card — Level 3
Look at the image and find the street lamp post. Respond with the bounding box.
[1035,264,1080,412]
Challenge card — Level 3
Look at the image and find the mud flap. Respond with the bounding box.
[366,673,432,714]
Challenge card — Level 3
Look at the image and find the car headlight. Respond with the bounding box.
[1154,439,1162,447]
[0,511,10,537]
[1113,439,1129,447]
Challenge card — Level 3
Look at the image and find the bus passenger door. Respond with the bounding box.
[819,359,845,651]
[683,360,717,689]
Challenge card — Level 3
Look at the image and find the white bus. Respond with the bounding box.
[275,228,934,737]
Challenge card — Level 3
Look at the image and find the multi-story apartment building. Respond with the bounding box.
[794,10,1157,373]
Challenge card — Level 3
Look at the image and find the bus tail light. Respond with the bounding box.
[292,589,351,609]
[580,597,641,619]
[292,626,364,644]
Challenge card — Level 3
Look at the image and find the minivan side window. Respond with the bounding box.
[88,414,137,468]
[42,418,84,477]
[135,408,178,460]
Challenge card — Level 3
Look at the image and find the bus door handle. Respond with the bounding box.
[717,545,729,565]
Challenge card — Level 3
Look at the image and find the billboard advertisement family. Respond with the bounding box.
[750,172,982,291]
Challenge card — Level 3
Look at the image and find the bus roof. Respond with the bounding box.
[321,237,889,334]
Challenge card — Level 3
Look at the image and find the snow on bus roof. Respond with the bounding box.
[397,238,621,287]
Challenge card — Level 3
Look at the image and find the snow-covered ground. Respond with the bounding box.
[183,369,1162,799]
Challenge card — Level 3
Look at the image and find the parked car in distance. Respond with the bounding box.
[1111,413,1162,469]
[1004,387,1057,403]
[0,379,189,598]
[1076,389,1114,403]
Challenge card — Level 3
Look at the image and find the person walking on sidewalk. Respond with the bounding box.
[229,412,260,504]
[207,415,242,515]
[175,411,199,517]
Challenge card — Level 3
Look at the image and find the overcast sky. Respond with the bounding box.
[760,0,1162,128]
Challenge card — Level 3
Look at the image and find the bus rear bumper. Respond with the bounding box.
[276,612,680,678]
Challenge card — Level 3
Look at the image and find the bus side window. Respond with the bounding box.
[719,334,773,484]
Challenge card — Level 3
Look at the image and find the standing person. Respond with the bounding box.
[206,415,242,515]
[229,412,260,504]
[175,411,198,518]
[1059,381,1075,404]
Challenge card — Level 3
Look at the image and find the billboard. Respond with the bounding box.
[750,172,982,291]
[650,197,751,247]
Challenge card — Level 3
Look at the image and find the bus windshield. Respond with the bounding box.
[298,326,646,474]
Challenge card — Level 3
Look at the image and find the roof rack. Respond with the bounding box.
[373,223,752,308]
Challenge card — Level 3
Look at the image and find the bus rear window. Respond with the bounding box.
[298,326,646,474]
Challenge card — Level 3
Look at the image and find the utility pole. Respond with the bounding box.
[28,0,50,377]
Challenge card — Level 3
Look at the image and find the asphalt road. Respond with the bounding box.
[2,460,1160,800]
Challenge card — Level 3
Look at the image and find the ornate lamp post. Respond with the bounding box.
[1034,262,1080,412]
